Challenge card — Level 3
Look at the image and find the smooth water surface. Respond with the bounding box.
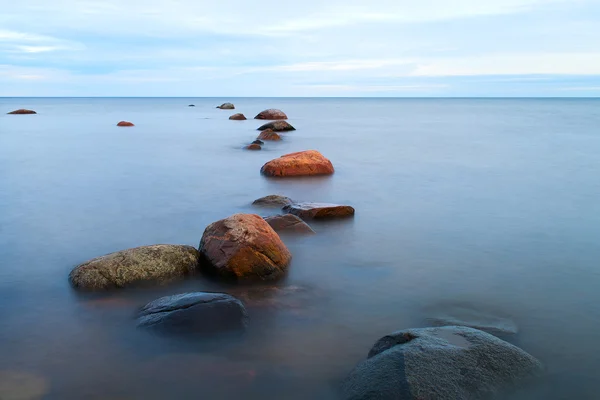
[1,98,600,399]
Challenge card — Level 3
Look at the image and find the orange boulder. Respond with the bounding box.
[260,150,334,177]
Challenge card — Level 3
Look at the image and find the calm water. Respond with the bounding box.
[1,98,600,399]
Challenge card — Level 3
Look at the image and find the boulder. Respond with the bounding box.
[252,195,293,207]
[188,104,195,107]
[117,121,134,127]
[257,121,295,132]
[264,214,315,234]
[7,109,37,114]
[260,150,334,177]
[252,140,264,145]
[341,326,543,400]
[217,103,235,109]
[254,109,288,120]
[137,292,248,335]
[246,144,262,150]
[283,202,354,220]
[257,129,282,141]
[229,113,247,120]
[199,213,292,281]
[69,244,200,291]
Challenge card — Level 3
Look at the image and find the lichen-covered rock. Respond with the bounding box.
[341,326,544,400]
[260,150,334,177]
[254,109,288,120]
[257,129,282,141]
[264,214,315,234]
[69,245,200,291]
[252,195,293,207]
[117,121,134,127]
[217,103,235,109]
[282,203,354,220]
[229,113,247,120]
[7,109,37,114]
[199,213,291,281]
[246,144,262,150]
[137,292,248,335]
[256,121,295,132]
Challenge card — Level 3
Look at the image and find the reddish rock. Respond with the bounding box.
[252,195,293,207]
[257,129,282,141]
[252,140,264,145]
[283,203,355,220]
[246,144,262,150]
[257,121,295,132]
[229,113,247,120]
[117,121,134,127]
[264,214,315,234]
[7,109,36,115]
[254,109,288,120]
[199,213,292,281]
[260,150,334,177]
[217,103,235,109]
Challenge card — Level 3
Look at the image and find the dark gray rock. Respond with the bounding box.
[283,202,355,220]
[264,214,315,234]
[217,103,235,109]
[188,104,195,107]
[341,326,543,400]
[253,195,293,207]
[252,140,264,145]
[137,292,248,334]
[256,121,295,132]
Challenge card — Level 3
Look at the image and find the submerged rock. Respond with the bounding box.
[257,129,282,141]
[257,121,295,132]
[246,144,262,150]
[69,245,200,291]
[7,109,37,115]
[261,150,334,177]
[137,292,248,334]
[425,304,519,336]
[264,214,315,234]
[117,121,134,127]
[254,109,288,120]
[252,195,293,207]
[217,103,235,109]
[199,213,292,281]
[229,113,247,120]
[341,326,543,400]
[283,203,355,220]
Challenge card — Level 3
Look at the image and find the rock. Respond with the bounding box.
[7,109,37,115]
[264,214,315,234]
[254,109,288,120]
[260,150,334,177]
[137,292,248,334]
[341,326,543,400]
[425,305,519,337]
[69,244,200,291]
[229,113,247,120]
[257,129,282,141]
[252,140,264,145]
[217,103,235,109]
[0,370,49,400]
[246,144,262,150]
[282,202,354,220]
[252,195,293,207]
[117,121,134,127]
[257,121,295,132]
[199,213,292,281]
[188,104,195,107]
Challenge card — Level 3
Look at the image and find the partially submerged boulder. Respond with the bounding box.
[199,213,292,281]
[117,121,134,127]
[7,109,36,114]
[188,104,195,107]
[217,103,235,109]
[341,326,543,400]
[252,140,264,145]
[69,245,200,291]
[254,109,288,120]
[252,195,293,207]
[229,113,247,120]
[283,203,355,220]
[260,150,334,177]
[257,129,282,141]
[257,121,295,132]
[137,292,248,335]
[246,144,262,150]
[264,214,315,234]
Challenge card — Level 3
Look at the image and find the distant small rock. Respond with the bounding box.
[7,109,36,115]
[252,140,264,145]
[261,150,334,177]
[188,104,195,107]
[264,214,315,234]
[254,109,288,120]
[246,144,262,150]
[283,203,355,220]
[257,121,295,132]
[257,129,282,141]
[137,292,248,335]
[252,195,293,207]
[117,121,134,127]
[229,113,247,120]
[217,103,235,110]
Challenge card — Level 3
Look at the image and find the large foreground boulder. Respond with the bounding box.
[257,129,282,141]
[7,109,36,114]
[229,113,247,120]
[254,109,288,120]
[264,214,315,234]
[137,292,248,335]
[341,326,543,400]
[117,121,134,127]
[257,121,295,132]
[199,214,292,281]
[261,150,334,177]
[217,103,235,109]
[283,203,355,220]
[252,195,293,207]
[69,245,200,290]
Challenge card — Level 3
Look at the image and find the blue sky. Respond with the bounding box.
[1,0,599,97]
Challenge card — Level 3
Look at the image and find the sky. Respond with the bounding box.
[1,0,599,97]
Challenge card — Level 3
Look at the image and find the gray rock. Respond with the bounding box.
[137,292,248,334]
[264,214,315,234]
[256,121,295,132]
[253,195,293,207]
[282,202,355,220]
[69,245,200,291]
[217,102,235,109]
[341,326,543,400]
